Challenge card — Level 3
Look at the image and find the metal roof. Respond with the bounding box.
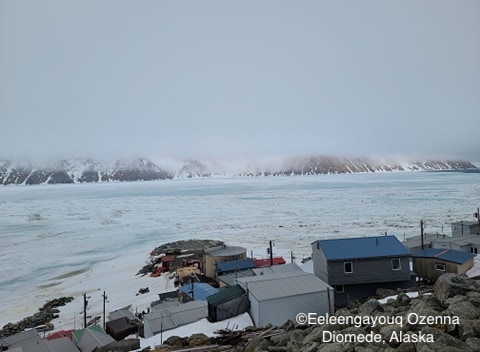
[238,272,331,301]
[6,336,79,352]
[216,258,256,273]
[78,327,115,352]
[207,284,246,306]
[144,300,207,334]
[0,328,39,347]
[217,269,255,287]
[204,245,246,257]
[252,263,303,276]
[253,257,286,267]
[108,308,138,322]
[314,236,410,260]
[412,248,476,264]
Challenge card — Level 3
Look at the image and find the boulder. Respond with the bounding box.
[434,274,480,304]
[416,326,469,352]
[359,299,384,315]
[186,333,211,347]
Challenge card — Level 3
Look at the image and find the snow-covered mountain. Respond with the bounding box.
[0,156,477,185]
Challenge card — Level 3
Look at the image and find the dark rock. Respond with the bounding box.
[416,326,469,352]
[96,339,140,352]
[285,329,305,351]
[47,171,73,184]
[317,342,354,352]
[79,170,99,183]
[465,337,480,352]
[360,299,384,315]
[163,335,184,348]
[396,292,411,306]
[434,274,480,304]
[186,333,210,347]
[376,288,397,299]
[395,342,416,352]
[445,297,480,320]
[244,336,270,352]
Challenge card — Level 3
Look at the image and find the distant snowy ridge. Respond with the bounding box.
[0,156,477,185]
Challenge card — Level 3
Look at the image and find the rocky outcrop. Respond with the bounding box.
[137,239,224,276]
[0,297,73,337]
[144,274,480,352]
[0,157,477,185]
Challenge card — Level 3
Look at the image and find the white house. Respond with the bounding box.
[237,270,333,327]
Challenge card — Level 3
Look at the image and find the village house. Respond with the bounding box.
[72,325,116,352]
[216,269,256,288]
[431,234,480,255]
[451,220,480,237]
[143,300,208,339]
[312,235,415,306]
[404,233,480,255]
[214,257,288,287]
[237,268,333,327]
[203,245,247,278]
[206,284,250,322]
[412,248,476,282]
[403,218,480,254]
[216,258,256,276]
[1,329,78,352]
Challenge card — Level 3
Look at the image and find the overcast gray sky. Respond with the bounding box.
[1,1,479,161]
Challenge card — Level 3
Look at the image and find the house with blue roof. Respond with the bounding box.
[312,235,415,306]
[412,248,476,282]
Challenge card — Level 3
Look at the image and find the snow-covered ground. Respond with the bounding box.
[44,248,252,350]
[49,247,174,332]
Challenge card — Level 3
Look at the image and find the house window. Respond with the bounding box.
[391,258,401,270]
[335,285,344,293]
[344,261,353,274]
[471,247,478,254]
[435,263,446,271]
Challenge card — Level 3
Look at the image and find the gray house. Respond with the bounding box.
[237,271,333,327]
[0,329,79,352]
[312,235,415,306]
[451,221,480,237]
[73,326,116,352]
[207,284,249,322]
[143,300,208,338]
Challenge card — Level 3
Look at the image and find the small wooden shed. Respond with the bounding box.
[412,248,476,281]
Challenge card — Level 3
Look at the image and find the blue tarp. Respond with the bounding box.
[180,282,219,301]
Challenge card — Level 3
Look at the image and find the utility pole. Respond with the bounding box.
[290,250,295,263]
[420,220,425,250]
[102,291,107,330]
[83,293,88,329]
[267,241,274,266]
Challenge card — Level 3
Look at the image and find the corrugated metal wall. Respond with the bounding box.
[251,290,332,327]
